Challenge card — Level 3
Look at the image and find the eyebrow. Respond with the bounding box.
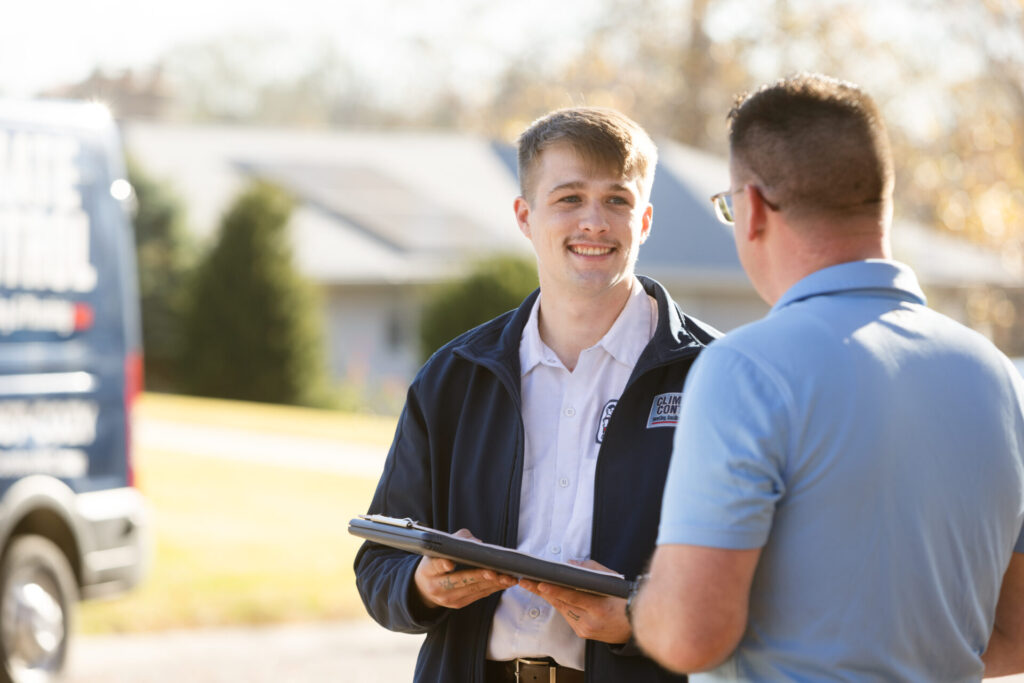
[547,180,634,196]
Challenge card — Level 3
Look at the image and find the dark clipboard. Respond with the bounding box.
[349,515,631,598]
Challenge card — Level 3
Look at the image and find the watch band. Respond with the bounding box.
[625,572,650,629]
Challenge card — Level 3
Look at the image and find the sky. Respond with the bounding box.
[0,0,605,100]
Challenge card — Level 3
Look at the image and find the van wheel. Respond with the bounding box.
[0,536,77,683]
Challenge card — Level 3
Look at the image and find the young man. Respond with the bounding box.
[630,74,1024,680]
[355,107,719,682]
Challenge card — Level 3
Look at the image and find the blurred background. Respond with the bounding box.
[5,0,1023,680]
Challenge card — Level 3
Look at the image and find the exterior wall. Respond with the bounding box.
[321,278,770,400]
[320,284,424,404]
[670,289,770,333]
[656,276,769,333]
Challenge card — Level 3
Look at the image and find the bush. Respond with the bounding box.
[180,180,329,407]
[128,158,194,392]
[419,254,538,360]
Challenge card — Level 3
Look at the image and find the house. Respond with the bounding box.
[122,122,1023,404]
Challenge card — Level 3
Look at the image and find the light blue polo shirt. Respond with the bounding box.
[658,260,1024,681]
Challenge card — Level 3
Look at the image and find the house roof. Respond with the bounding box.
[122,122,1021,290]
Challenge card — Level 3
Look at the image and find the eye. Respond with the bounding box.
[607,195,631,206]
[557,194,582,204]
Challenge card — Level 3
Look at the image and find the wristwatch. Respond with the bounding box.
[624,573,650,629]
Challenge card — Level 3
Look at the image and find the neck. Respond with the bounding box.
[537,278,635,371]
[764,218,890,305]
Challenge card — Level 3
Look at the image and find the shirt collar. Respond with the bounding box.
[520,277,654,375]
[772,259,927,314]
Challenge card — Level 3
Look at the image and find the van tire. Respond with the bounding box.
[0,535,77,683]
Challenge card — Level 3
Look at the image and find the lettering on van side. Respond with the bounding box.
[0,399,97,478]
[0,131,97,294]
[0,294,80,336]
[0,399,99,447]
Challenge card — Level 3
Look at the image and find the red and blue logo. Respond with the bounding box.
[646,392,682,429]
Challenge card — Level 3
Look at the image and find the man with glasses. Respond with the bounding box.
[628,73,1024,679]
[355,107,719,682]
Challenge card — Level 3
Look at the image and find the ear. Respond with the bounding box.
[639,203,653,244]
[514,196,532,239]
[742,184,769,242]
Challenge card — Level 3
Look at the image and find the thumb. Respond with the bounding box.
[572,558,616,574]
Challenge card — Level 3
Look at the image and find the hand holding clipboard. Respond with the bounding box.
[349,515,631,598]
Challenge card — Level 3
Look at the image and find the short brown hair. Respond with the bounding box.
[728,73,894,220]
[517,107,658,203]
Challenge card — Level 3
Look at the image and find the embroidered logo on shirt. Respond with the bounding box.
[647,392,682,428]
[596,399,617,443]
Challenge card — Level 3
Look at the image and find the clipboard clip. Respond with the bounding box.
[359,514,418,529]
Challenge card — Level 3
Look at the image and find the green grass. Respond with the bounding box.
[77,394,395,634]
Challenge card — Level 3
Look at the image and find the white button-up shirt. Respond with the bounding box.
[487,278,657,669]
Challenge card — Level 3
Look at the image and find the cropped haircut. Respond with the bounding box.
[517,107,658,204]
[728,74,894,221]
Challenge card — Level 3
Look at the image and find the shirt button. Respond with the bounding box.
[551,545,561,555]
[559,477,569,488]
[564,407,576,417]
[528,607,541,619]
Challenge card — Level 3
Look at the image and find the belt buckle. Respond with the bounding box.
[514,657,557,683]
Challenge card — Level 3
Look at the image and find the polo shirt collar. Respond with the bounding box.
[772,259,927,314]
[520,277,653,375]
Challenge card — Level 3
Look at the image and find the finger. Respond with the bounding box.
[575,558,615,573]
[452,528,480,542]
[535,582,595,609]
[569,557,614,573]
[423,556,455,576]
[432,569,512,598]
[433,576,511,608]
[519,578,539,593]
[482,569,518,587]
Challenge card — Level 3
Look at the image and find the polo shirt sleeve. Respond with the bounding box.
[657,344,790,550]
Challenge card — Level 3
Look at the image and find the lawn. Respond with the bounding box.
[77,394,396,634]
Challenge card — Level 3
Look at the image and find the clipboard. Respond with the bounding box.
[349,514,631,598]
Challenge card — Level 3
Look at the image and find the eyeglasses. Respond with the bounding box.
[710,189,740,225]
[709,186,781,225]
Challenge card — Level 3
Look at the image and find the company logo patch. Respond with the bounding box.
[595,399,617,443]
[647,392,682,429]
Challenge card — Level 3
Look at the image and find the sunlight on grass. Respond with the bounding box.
[139,392,399,447]
[79,442,383,634]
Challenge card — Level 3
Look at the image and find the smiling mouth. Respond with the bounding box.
[568,245,615,256]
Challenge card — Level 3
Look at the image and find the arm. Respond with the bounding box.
[354,380,515,632]
[627,346,782,672]
[983,552,1024,676]
[631,544,760,673]
[353,387,443,633]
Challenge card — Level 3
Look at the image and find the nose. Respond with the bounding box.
[578,202,609,233]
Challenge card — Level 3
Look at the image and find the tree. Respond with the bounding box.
[419,255,538,361]
[180,180,329,406]
[128,157,193,392]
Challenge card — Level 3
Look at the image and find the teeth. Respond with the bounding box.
[571,246,612,256]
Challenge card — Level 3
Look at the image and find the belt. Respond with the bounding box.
[485,657,584,683]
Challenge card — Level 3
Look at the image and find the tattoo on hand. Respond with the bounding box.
[441,577,456,590]
[567,610,581,621]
